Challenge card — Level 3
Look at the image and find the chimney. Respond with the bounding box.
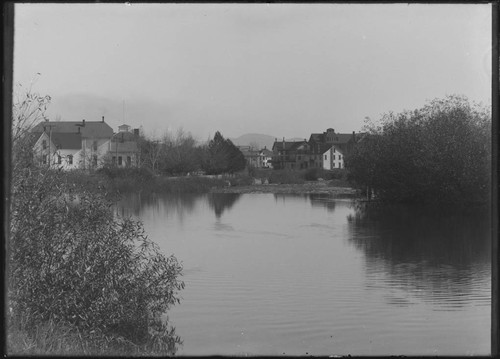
[352,131,356,142]
[102,116,105,123]
[134,128,139,137]
[82,119,86,126]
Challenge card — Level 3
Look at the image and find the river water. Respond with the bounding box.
[116,192,491,356]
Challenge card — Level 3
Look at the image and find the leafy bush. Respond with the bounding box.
[345,95,491,204]
[304,168,320,181]
[8,168,184,355]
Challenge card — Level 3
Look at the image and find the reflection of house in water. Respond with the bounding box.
[208,193,241,218]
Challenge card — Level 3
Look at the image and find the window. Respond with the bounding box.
[68,155,73,165]
[324,155,327,160]
[118,156,123,166]
[42,140,47,149]
[93,155,98,167]
[57,155,62,164]
[127,156,131,166]
[333,147,336,153]
[93,140,98,151]
[112,156,116,165]
[42,155,47,164]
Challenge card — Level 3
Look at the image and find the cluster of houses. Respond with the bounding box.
[239,128,364,171]
[31,118,363,173]
[31,117,140,170]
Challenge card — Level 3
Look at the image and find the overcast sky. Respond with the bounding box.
[13,3,491,141]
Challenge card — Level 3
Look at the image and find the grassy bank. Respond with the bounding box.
[63,167,228,194]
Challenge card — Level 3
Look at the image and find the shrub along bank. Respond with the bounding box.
[9,166,185,356]
[345,95,491,205]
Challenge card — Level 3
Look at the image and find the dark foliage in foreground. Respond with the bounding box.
[9,167,185,355]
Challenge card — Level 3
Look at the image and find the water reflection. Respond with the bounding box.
[116,192,200,221]
[207,193,241,218]
[347,203,491,310]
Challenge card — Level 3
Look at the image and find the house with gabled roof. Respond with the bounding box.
[32,117,114,170]
[259,147,273,168]
[272,138,314,170]
[109,126,140,167]
[308,128,360,168]
[323,145,345,170]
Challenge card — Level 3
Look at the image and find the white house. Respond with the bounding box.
[32,118,114,170]
[33,131,83,170]
[259,148,273,168]
[323,145,344,170]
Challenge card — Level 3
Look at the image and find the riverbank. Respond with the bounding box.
[211,180,359,196]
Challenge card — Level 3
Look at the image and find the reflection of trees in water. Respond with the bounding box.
[115,192,200,221]
[272,193,356,212]
[347,203,491,309]
[208,193,241,218]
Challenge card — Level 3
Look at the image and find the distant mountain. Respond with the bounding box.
[230,133,276,150]
[231,133,309,150]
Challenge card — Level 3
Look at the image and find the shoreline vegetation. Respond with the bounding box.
[70,167,357,196]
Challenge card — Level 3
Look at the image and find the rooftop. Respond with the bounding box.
[32,120,113,138]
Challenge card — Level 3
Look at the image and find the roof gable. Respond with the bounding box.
[323,145,344,156]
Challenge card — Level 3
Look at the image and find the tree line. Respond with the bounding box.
[135,129,246,176]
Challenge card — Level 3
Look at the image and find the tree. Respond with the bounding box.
[202,131,246,175]
[345,95,491,204]
[159,128,200,175]
[138,134,163,175]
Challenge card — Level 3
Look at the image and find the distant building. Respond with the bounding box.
[308,128,358,168]
[31,118,140,170]
[259,147,273,168]
[32,117,113,170]
[271,129,364,170]
[272,138,313,170]
[322,145,344,170]
[110,126,140,167]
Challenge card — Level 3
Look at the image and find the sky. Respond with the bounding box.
[13,3,492,142]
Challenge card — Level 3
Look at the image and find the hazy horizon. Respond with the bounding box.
[13,3,492,141]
